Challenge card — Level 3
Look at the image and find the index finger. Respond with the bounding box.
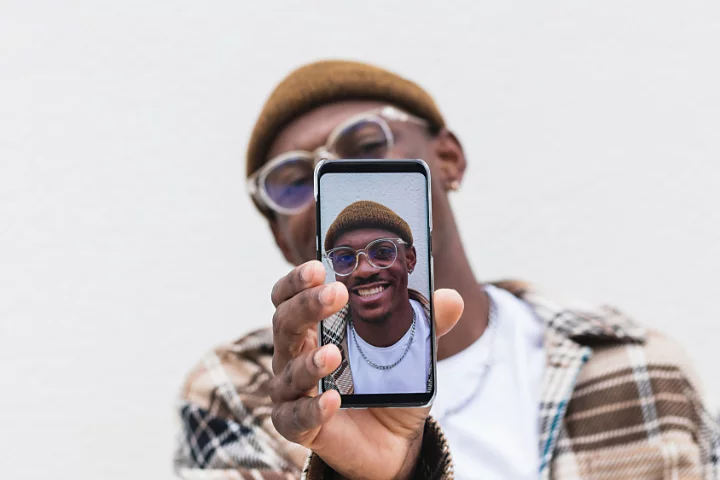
[271,261,327,307]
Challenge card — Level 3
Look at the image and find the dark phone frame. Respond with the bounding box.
[314,159,436,408]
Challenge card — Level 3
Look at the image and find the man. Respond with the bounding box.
[321,200,431,395]
[175,60,719,479]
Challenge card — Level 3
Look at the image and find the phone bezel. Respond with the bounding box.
[314,159,436,409]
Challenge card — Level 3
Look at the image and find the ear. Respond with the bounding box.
[269,218,296,265]
[405,245,417,274]
[430,128,467,191]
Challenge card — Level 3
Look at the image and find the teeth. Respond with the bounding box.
[357,285,385,297]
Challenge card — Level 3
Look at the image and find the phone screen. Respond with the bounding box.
[315,160,435,408]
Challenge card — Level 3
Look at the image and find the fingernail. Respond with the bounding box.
[313,348,326,368]
[300,264,312,283]
[318,392,328,410]
[319,284,336,306]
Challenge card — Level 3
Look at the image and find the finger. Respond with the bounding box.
[271,390,341,444]
[433,288,464,338]
[272,282,348,365]
[270,345,342,404]
[271,261,326,307]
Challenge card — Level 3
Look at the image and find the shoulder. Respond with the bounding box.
[576,327,705,400]
[580,327,704,394]
[495,280,719,469]
[560,328,720,479]
[508,280,709,418]
[564,328,720,470]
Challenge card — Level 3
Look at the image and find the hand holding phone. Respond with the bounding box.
[267,159,464,478]
[268,262,462,479]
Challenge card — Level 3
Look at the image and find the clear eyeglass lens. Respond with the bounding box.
[263,157,315,211]
[329,240,398,275]
[329,248,357,275]
[367,240,398,267]
[332,119,390,159]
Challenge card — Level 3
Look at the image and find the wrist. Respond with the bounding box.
[331,431,423,480]
[395,430,424,480]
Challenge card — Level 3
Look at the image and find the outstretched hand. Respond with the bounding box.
[269,260,463,480]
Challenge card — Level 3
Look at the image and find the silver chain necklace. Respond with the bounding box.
[349,307,417,370]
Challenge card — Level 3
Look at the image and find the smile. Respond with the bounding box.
[351,282,390,299]
[358,285,385,297]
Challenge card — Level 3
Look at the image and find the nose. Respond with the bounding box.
[314,147,337,162]
[353,251,380,276]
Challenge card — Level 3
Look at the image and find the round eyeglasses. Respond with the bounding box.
[247,106,428,216]
[324,238,409,276]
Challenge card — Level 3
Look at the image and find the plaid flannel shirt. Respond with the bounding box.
[174,280,720,479]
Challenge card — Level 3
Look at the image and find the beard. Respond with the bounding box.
[352,308,392,326]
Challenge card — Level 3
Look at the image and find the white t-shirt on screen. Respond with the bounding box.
[347,299,431,395]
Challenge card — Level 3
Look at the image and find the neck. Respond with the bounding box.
[433,209,489,361]
[352,300,414,347]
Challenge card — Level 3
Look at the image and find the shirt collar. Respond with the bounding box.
[492,280,646,345]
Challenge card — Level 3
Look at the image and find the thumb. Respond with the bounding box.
[433,289,464,338]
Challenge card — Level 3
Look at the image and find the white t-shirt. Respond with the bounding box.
[347,299,431,394]
[430,285,545,480]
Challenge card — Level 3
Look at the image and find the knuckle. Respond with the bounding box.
[300,287,322,310]
[268,377,281,404]
[296,265,306,285]
[270,407,283,432]
[297,288,312,309]
[304,349,321,378]
[291,401,305,431]
[272,405,299,442]
[271,309,282,335]
[287,335,306,357]
[282,362,296,389]
[271,355,283,376]
[270,281,279,305]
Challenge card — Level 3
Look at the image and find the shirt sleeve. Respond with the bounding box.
[173,332,309,479]
[174,401,300,480]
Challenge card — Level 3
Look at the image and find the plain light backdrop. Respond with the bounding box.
[1,1,719,479]
[320,171,430,295]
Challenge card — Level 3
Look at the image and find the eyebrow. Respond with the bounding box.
[289,134,327,153]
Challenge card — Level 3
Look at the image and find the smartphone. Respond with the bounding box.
[314,159,435,408]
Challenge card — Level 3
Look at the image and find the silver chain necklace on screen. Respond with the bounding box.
[350,307,417,370]
[436,293,499,421]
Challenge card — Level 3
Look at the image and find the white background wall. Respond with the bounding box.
[1,1,718,479]
[320,172,429,295]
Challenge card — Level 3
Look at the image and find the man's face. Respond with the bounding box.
[330,228,417,324]
[264,100,442,265]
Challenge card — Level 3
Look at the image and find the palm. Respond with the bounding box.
[269,275,463,480]
[290,327,427,478]
[295,289,462,479]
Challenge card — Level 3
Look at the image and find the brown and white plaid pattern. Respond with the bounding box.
[174,281,719,479]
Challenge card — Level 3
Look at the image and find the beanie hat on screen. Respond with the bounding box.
[324,200,413,252]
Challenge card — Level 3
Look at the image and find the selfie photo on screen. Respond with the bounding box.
[317,168,433,398]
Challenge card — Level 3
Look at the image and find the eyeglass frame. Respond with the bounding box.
[246,106,429,216]
[323,237,411,277]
